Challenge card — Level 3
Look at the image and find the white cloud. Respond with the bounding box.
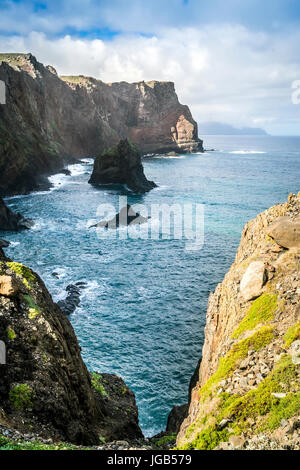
[1,24,300,134]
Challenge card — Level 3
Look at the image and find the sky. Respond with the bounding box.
[0,0,300,134]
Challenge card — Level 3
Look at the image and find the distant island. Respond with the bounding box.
[198,121,269,135]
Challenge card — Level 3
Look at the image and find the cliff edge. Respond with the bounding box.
[177,192,300,450]
[0,53,203,196]
[0,252,143,445]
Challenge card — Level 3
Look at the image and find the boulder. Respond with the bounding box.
[0,275,19,297]
[240,261,267,301]
[89,139,157,193]
[267,216,300,249]
[229,435,245,449]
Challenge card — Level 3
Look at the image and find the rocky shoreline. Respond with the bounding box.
[0,53,203,197]
[1,194,299,450]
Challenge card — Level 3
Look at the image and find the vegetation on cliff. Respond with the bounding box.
[0,253,143,445]
[177,193,300,450]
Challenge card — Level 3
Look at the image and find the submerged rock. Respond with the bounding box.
[90,204,149,229]
[0,196,34,231]
[0,254,143,444]
[57,282,87,315]
[89,139,157,193]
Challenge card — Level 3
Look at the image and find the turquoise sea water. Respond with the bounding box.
[2,135,300,436]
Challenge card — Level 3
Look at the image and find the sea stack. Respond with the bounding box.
[89,138,157,193]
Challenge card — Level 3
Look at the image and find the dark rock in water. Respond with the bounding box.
[89,138,157,194]
[57,283,87,315]
[61,168,71,176]
[0,257,143,444]
[166,404,189,434]
[0,247,5,261]
[51,272,59,278]
[0,54,202,196]
[0,196,34,231]
[90,204,150,229]
[0,239,10,248]
[91,372,143,441]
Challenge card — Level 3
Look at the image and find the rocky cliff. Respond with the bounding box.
[0,252,143,445]
[177,193,300,450]
[0,53,203,196]
[0,196,33,231]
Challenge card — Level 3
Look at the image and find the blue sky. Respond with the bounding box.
[1,0,300,134]
[1,0,300,36]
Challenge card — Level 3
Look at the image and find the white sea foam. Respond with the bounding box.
[229,150,266,154]
[48,172,69,190]
[7,241,20,247]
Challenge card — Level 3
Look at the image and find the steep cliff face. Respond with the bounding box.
[177,193,300,450]
[0,196,33,230]
[0,253,143,445]
[0,53,203,196]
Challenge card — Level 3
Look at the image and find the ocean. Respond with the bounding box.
[2,135,300,436]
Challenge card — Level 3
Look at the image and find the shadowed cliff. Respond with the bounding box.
[0,251,143,445]
[0,53,203,196]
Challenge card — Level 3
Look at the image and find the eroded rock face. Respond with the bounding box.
[0,197,34,231]
[89,139,157,193]
[0,54,203,196]
[0,254,143,444]
[177,193,300,450]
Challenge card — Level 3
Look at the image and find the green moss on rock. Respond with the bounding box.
[232,293,278,340]
[7,262,36,289]
[217,355,299,430]
[91,372,108,398]
[178,425,230,450]
[9,384,35,410]
[7,326,16,340]
[284,319,300,348]
[23,294,41,319]
[200,326,275,399]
